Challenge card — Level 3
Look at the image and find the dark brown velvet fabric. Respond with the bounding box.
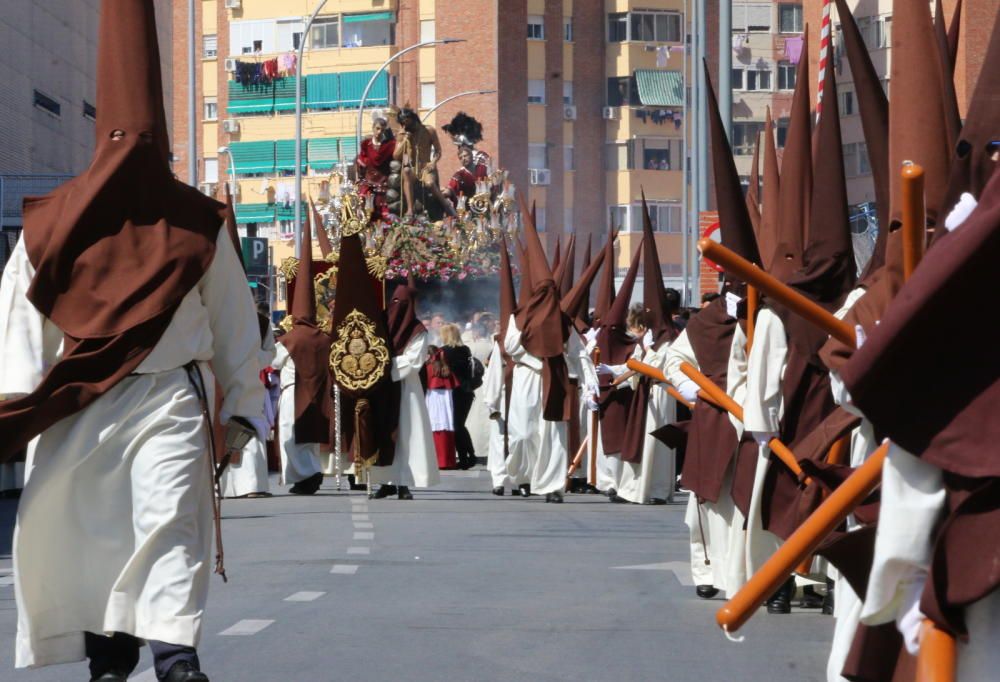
[746,136,762,236]
[842,622,909,682]
[758,108,781,273]
[561,242,606,335]
[554,234,576,299]
[386,283,425,355]
[593,225,617,326]
[311,202,334,259]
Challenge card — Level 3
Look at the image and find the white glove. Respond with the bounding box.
[749,431,778,448]
[944,192,977,232]
[896,573,929,656]
[855,324,867,349]
[597,363,622,378]
[725,291,742,319]
[676,378,699,403]
[585,384,601,412]
[642,329,653,349]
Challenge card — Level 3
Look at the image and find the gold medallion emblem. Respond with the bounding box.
[330,310,389,391]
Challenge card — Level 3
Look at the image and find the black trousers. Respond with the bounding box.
[452,389,475,462]
[85,632,199,680]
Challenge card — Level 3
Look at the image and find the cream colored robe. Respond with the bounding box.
[664,324,749,594]
[272,342,324,486]
[482,340,512,489]
[0,232,264,669]
[369,331,440,489]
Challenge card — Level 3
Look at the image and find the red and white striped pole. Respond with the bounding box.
[816,0,832,120]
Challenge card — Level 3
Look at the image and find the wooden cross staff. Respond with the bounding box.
[624,359,695,410]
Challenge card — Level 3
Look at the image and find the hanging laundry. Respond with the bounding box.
[784,36,804,64]
[278,53,297,77]
[656,46,670,68]
[732,34,748,52]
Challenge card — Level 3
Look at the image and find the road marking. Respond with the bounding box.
[351,514,370,521]
[611,561,694,586]
[330,564,359,575]
[353,531,374,540]
[219,619,274,636]
[347,546,371,555]
[353,522,374,529]
[285,591,326,602]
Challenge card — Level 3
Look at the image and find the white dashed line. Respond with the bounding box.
[353,522,374,529]
[330,564,359,575]
[351,514,369,521]
[347,546,371,555]
[353,531,374,540]
[284,591,326,602]
[219,619,274,636]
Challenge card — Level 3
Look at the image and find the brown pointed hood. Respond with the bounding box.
[573,234,594,323]
[0,0,224,461]
[225,184,245,271]
[561,239,606,334]
[311,202,334,259]
[706,62,763,282]
[290,231,317,323]
[889,0,952,227]
[759,108,781,273]
[947,0,963,66]
[933,0,962,148]
[386,279,425,354]
[833,0,890,266]
[555,234,577,298]
[593,225,618,326]
[640,197,679,348]
[498,233,517,344]
[513,235,532,307]
[746,134,762,235]
[551,235,562,274]
[771,29,812,282]
[596,237,642,365]
[514,193,571,422]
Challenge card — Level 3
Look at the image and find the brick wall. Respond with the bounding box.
[543,0,564,243]
[496,3,529,193]
[699,210,722,297]
[572,0,607,253]
[397,0,421,110]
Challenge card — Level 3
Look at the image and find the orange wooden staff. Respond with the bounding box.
[624,359,695,410]
[716,442,890,633]
[678,362,810,484]
[917,620,957,682]
[589,347,600,487]
[698,239,855,347]
[902,162,926,280]
[746,284,759,351]
[566,436,590,479]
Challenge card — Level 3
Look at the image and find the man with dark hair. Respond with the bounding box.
[393,108,456,218]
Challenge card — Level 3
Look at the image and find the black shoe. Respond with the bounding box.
[163,660,209,682]
[492,486,504,496]
[822,579,835,615]
[644,498,668,505]
[91,674,128,682]
[519,484,531,498]
[696,585,719,599]
[397,486,413,500]
[800,585,824,609]
[607,488,617,498]
[609,493,628,503]
[545,491,564,503]
[289,472,323,495]
[347,474,366,491]
[370,484,397,499]
[766,578,794,614]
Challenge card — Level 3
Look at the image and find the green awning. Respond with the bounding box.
[272,77,298,112]
[308,138,340,170]
[235,203,275,224]
[634,70,684,107]
[343,12,394,23]
[305,73,340,110]
[275,139,308,172]
[227,79,299,114]
[274,204,307,223]
[339,136,358,163]
[339,70,386,109]
[230,141,276,175]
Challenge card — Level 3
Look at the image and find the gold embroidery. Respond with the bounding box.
[279,256,299,280]
[330,310,389,391]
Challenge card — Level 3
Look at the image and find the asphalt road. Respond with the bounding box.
[0,469,833,681]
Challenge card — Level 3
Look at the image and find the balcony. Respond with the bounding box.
[607,169,684,204]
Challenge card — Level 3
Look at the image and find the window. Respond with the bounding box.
[731,69,745,90]
[843,142,859,178]
[420,82,436,110]
[647,203,683,233]
[528,144,548,170]
[607,138,682,170]
[732,122,765,155]
[203,34,218,59]
[840,88,855,115]
[609,205,628,231]
[734,4,772,32]
[528,15,545,40]
[535,207,547,231]
[608,13,628,42]
[777,61,796,90]
[420,19,435,43]
[606,142,632,171]
[33,89,60,117]
[607,75,639,107]
[564,17,574,42]
[82,100,96,121]
[564,145,575,172]
[342,13,395,47]
[859,15,891,50]
[204,97,218,121]
[276,20,304,52]
[858,142,871,175]
[563,81,574,105]
[746,67,772,91]
[778,4,803,33]
[311,18,339,49]
[230,20,275,55]
[776,118,789,147]
[528,79,546,104]
[204,158,219,184]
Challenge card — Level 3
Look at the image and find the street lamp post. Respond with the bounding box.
[294,0,331,258]
[421,90,497,122]
[218,145,236,196]
[354,38,466,151]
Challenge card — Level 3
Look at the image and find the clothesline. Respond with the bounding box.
[233,53,297,88]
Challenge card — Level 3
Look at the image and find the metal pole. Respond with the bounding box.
[694,0,708,303]
[421,89,497,122]
[294,0,330,259]
[719,0,732,141]
[355,38,466,152]
[188,0,197,186]
[681,12,689,306]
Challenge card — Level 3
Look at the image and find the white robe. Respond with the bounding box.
[664,324,749,594]
[616,343,676,504]
[503,316,584,495]
[0,231,264,668]
[220,328,276,498]
[593,342,629,493]
[272,342,323,486]
[369,332,440,488]
[482,341,511,489]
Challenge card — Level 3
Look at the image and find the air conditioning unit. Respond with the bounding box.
[529,168,551,186]
[563,105,577,121]
[225,0,242,9]
[602,107,619,120]
[199,182,217,197]
[224,57,238,72]
[223,119,240,133]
